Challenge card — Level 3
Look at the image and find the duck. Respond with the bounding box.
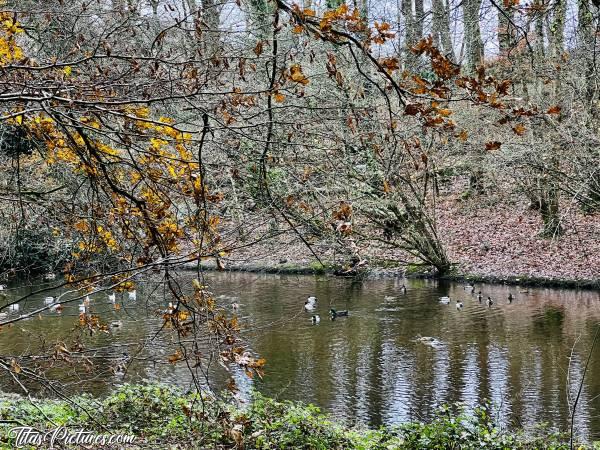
[108,293,116,303]
[439,296,450,304]
[464,284,474,291]
[477,292,482,302]
[304,300,316,311]
[456,301,464,309]
[44,296,54,305]
[0,284,6,290]
[84,296,91,306]
[50,304,63,313]
[43,273,56,281]
[400,285,407,294]
[232,302,239,312]
[508,293,513,303]
[8,303,19,312]
[110,320,123,328]
[311,315,320,324]
[330,308,348,318]
[128,290,137,301]
[78,303,87,313]
[307,296,317,304]
[384,295,396,301]
[486,296,494,307]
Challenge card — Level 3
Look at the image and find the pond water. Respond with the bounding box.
[1,272,600,440]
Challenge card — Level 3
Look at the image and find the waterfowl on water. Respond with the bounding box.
[456,301,464,309]
[477,292,482,302]
[44,296,54,305]
[0,284,6,290]
[84,296,91,306]
[486,296,494,307]
[110,320,123,328]
[439,296,451,304]
[232,302,239,312]
[330,308,348,318]
[78,304,87,313]
[311,315,320,324]
[128,290,137,300]
[508,293,514,303]
[108,292,116,303]
[400,285,407,294]
[304,301,316,311]
[50,304,63,313]
[43,273,56,281]
[8,303,19,312]
[307,296,317,304]
[464,284,474,291]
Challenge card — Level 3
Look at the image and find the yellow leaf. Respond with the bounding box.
[273,92,285,103]
[289,64,309,85]
[10,359,21,374]
[63,66,72,76]
[512,123,526,136]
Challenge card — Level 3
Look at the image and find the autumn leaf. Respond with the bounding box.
[10,359,21,374]
[273,92,285,103]
[380,57,399,73]
[168,349,183,364]
[63,66,72,76]
[289,64,309,85]
[404,103,422,115]
[485,141,502,151]
[547,105,561,115]
[253,41,264,56]
[457,130,468,141]
[512,123,526,136]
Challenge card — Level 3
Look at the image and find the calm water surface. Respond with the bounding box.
[1,272,599,440]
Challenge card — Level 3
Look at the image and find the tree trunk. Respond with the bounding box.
[432,0,453,57]
[402,0,418,71]
[463,0,483,72]
[497,1,515,55]
[539,160,562,237]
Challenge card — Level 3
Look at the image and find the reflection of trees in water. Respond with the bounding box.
[532,306,565,339]
[1,272,600,439]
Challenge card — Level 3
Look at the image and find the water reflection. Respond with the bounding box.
[0,272,599,440]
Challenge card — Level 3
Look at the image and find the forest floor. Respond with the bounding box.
[201,187,600,288]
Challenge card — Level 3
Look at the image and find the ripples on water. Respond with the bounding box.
[0,272,599,440]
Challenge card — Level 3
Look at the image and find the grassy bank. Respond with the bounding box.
[0,384,594,449]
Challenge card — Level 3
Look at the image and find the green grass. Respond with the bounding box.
[0,384,596,449]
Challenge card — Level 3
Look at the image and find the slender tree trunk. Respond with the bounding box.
[432,0,453,57]
[497,1,515,55]
[186,0,223,62]
[463,0,483,72]
[402,0,417,70]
